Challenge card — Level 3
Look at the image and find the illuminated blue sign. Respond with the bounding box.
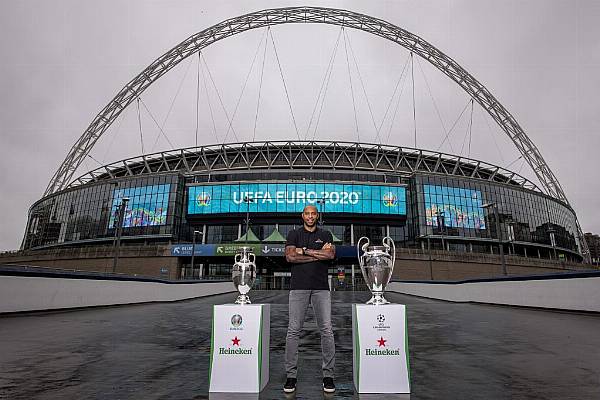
[187,183,406,215]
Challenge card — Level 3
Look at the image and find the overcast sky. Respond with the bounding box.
[0,0,599,251]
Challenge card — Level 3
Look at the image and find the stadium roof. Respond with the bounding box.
[68,141,541,192]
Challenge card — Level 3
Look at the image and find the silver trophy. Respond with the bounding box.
[232,246,257,304]
[357,236,396,305]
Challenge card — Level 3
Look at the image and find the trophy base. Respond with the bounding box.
[235,294,252,305]
[367,293,390,305]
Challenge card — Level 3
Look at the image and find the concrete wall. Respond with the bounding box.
[390,249,590,281]
[2,246,591,281]
[0,275,235,314]
[388,273,600,312]
[0,245,181,279]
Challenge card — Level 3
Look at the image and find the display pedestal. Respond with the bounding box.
[209,304,270,393]
[352,304,410,393]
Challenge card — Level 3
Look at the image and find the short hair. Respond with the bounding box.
[303,205,318,213]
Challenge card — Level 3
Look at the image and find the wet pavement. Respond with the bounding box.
[0,290,599,399]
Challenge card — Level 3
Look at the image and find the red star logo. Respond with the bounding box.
[231,336,241,346]
[377,337,387,347]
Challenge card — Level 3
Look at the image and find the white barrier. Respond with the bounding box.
[388,274,600,312]
[0,275,236,314]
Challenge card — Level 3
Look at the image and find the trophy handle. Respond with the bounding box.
[383,236,396,280]
[356,236,370,265]
[249,253,255,264]
[234,253,241,264]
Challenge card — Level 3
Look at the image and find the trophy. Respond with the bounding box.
[232,246,257,304]
[357,236,396,305]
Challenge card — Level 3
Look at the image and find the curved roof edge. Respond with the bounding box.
[68,141,540,192]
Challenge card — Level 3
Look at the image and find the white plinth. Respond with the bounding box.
[209,304,270,393]
[352,303,411,393]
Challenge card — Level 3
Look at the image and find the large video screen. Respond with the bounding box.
[109,184,171,228]
[188,183,406,216]
[424,184,486,229]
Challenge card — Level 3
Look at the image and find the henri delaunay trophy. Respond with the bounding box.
[232,246,256,304]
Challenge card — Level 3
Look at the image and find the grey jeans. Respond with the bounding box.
[285,290,335,379]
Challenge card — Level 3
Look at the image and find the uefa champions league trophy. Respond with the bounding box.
[232,246,257,304]
[357,236,396,305]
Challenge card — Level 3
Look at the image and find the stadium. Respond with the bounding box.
[18,140,584,284]
[7,7,591,284]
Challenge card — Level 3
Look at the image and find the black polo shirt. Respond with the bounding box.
[285,227,334,290]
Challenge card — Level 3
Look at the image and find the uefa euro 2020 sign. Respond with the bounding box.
[187,183,406,216]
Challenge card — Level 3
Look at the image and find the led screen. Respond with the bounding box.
[424,184,486,229]
[109,184,170,228]
[187,183,406,216]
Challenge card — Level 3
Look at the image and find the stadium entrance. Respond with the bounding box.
[176,244,362,290]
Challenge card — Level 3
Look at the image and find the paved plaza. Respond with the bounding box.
[1,290,599,399]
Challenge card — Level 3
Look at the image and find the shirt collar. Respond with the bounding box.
[302,226,319,234]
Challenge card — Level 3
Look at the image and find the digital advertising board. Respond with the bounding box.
[109,184,171,228]
[187,182,406,216]
[424,184,486,229]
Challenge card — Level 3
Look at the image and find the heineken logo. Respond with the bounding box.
[365,336,399,355]
[218,336,253,354]
[218,347,253,355]
[365,348,402,356]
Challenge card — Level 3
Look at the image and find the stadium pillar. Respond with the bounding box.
[112,197,129,274]
[483,203,507,276]
[351,223,355,290]
[243,196,254,241]
[191,230,202,279]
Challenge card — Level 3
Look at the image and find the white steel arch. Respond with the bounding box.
[43,6,588,256]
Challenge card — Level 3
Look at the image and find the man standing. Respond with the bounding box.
[283,205,336,393]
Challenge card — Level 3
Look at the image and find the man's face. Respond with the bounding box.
[302,206,318,227]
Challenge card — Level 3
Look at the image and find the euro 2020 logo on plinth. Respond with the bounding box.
[230,314,243,329]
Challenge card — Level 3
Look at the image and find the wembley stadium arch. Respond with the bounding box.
[19,7,589,280]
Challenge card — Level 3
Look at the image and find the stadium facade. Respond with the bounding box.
[20,141,583,281]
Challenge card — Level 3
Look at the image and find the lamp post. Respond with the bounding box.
[243,196,255,243]
[482,202,507,276]
[548,226,557,260]
[420,234,434,280]
[507,219,516,256]
[316,197,326,227]
[435,210,446,251]
[112,197,129,274]
[190,230,202,279]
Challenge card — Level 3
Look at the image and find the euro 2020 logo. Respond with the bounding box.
[383,192,397,207]
[231,314,243,328]
[196,192,211,207]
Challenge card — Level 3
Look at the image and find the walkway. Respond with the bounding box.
[1,291,599,399]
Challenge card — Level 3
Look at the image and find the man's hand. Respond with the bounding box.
[305,242,335,260]
[286,246,318,263]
